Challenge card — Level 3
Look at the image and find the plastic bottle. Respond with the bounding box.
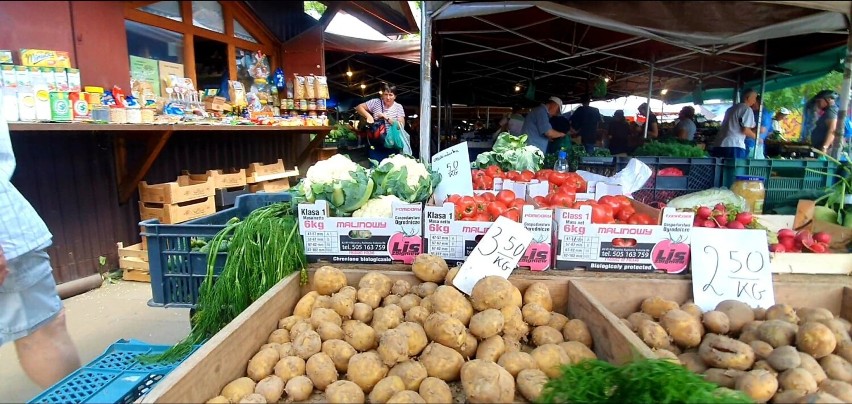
[553,150,569,172]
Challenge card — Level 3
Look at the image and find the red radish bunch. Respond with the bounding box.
[692,203,754,229]
[770,229,831,253]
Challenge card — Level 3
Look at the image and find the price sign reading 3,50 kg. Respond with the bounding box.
[431,142,473,204]
[453,216,533,295]
[690,228,775,312]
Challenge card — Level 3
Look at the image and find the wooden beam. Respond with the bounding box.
[231,1,281,46]
[117,130,174,203]
[296,132,327,169]
[319,1,343,30]
[399,1,419,34]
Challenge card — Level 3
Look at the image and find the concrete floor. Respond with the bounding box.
[0,280,190,403]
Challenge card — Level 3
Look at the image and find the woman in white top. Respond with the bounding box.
[356,83,406,162]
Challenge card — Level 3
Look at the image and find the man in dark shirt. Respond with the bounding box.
[568,94,603,154]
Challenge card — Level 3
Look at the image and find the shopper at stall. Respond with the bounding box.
[673,106,697,141]
[746,95,774,157]
[607,110,632,155]
[356,83,406,161]
[568,94,603,154]
[496,105,525,137]
[0,118,81,388]
[548,113,572,154]
[636,102,659,139]
[710,89,758,159]
[806,89,839,154]
[771,107,791,139]
[521,96,568,153]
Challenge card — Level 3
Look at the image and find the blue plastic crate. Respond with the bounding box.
[29,339,198,404]
[617,157,722,206]
[577,156,618,176]
[141,193,291,308]
[720,159,838,210]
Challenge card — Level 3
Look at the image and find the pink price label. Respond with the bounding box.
[388,233,422,264]
[520,242,552,271]
[651,239,690,274]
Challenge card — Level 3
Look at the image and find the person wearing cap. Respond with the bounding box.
[521,96,568,153]
[771,108,791,139]
[711,89,758,159]
[806,90,839,154]
[635,102,658,139]
[568,94,603,154]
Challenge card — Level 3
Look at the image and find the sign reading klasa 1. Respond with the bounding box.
[298,200,423,264]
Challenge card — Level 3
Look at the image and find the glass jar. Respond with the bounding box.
[731,175,766,214]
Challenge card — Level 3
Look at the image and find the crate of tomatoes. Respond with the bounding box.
[423,189,555,271]
[471,165,590,198]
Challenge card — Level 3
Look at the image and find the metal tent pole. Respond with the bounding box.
[833,12,852,160]
[756,40,768,158]
[643,59,655,139]
[436,55,443,155]
[419,6,434,161]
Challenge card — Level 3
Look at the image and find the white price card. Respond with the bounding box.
[453,216,533,295]
[431,142,473,204]
[690,228,775,312]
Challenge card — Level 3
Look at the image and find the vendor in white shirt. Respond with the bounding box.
[711,90,758,159]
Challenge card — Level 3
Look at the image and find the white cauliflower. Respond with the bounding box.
[302,154,361,190]
[378,155,431,188]
[352,195,403,218]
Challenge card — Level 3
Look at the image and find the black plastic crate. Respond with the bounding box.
[214,185,250,210]
[616,157,722,205]
[576,156,618,177]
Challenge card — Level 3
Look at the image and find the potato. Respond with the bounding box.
[497,351,537,377]
[206,396,229,404]
[268,328,290,344]
[322,339,357,373]
[275,342,294,358]
[765,303,799,324]
[372,305,403,336]
[222,377,257,403]
[476,335,506,362]
[284,375,313,401]
[654,348,680,364]
[523,303,552,326]
[818,380,852,402]
[661,309,704,349]
[837,318,852,332]
[293,329,322,360]
[388,359,428,390]
[273,356,306,383]
[458,331,479,359]
[317,322,345,341]
[347,351,388,393]
[352,303,373,323]
[558,319,590,348]
[368,376,406,404]
[523,282,553,311]
[395,322,428,356]
[461,359,515,403]
[715,300,755,334]
[743,320,765,336]
[279,315,304,330]
[510,286,523,308]
[469,276,514,312]
[501,306,530,341]
[337,285,357,299]
[531,343,571,378]
[837,340,852,363]
[469,309,505,339]
[703,368,746,389]
[413,282,439,298]
[819,354,852,383]
[625,312,654,332]
[444,266,459,286]
[325,380,365,403]
[343,320,377,352]
[418,377,453,404]
[638,320,671,349]
[797,307,834,323]
[796,392,843,403]
[678,352,707,373]
[698,334,755,370]
[290,321,314,341]
[559,341,597,364]
[378,329,409,367]
[412,253,449,283]
[703,311,731,335]
[387,391,426,403]
[383,294,402,307]
[779,368,817,393]
[420,296,433,312]
[238,393,266,403]
[305,352,337,390]
[750,340,774,360]
[420,342,465,381]
[818,319,852,344]
[259,343,280,353]
[735,369,778,403]
[753,307,767,321]
[797,352,827,384]
[431,285,474,325]
[753,360,778,377]
[399,294,422,312]
[247,347,280,382]
[294,292,320,318]
[548,312,569,330]
[771,389,806,404]
[532,326,564,346]
[641,296,679,319]
[503,336,522,353]
[767,345,802,371]
[424,312,467,350]
[759,320,799,348]
[314,295,333,310]
[357,288,383,309]
[516,368,549,402]
[797,322,837,358]
[358,272,393,297]
[405,306,430,325]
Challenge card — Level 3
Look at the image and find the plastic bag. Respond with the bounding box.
[384,121,406,150]
[575,158,653,195]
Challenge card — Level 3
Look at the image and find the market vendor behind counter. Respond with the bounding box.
[522,96,568,153]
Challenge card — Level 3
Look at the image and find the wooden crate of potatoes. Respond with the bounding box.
[245,159,300,184]
[117,242,150,282]
[139,176,216,224]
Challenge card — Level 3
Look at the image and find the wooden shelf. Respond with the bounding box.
[8,122,331,133]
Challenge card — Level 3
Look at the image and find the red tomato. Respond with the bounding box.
[473,212,490,222]
[613,195,633,212]
[549,172,568,186]
[612,238,625,247]
[456,196,477,219]
[481,192,495,202]
[501,208,521,222]
[550,192,575,207]
[473,195,487,212]
[485,165,504,179]
[473,175,493,190]
[590,203,614,224]
[616,206,636,222]
[536,169,554,181]
[510,198,526,210]
[533,196,546,205]
[519,170,535,182]
[557,184,577,195]
[565,173,588,193]
[486,201,508,219]
[472,169,484,178]
[446,194,461,204]
[598,195,622,216]
[495,190,516,206]
[627,213,655,225]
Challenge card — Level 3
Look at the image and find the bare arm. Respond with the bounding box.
[743,127,756,139]
[648,121,659,138]
[545,129,566,140]
[355,102,374,124]
[676,126,688,140]
[823,118,838,149]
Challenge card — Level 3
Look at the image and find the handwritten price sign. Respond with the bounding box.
[453,216,533,295]
[690,228,775,312]
[432,142,473,204]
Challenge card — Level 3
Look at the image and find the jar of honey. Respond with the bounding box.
[731,176,766,214]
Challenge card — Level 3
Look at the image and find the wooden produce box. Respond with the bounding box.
[182,169,247,189]
[117,242,150,282]
[142,270,624,403]
[756,213,852,275]
[569,277,852,362]
[245,159,299,184]
[139,176,215,204]
[249,178,291,193]
[139,197,216,224]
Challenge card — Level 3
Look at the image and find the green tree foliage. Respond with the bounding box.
[304,1,327,20]
[762,71,844,112]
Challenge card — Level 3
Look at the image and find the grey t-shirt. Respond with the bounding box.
[718,103,756,149]
[811,106,838,148]
[674,119,697,141]
[521,104,553,153]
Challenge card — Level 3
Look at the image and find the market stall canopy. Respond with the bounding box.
[324,32,421,64]
[425,1,851,106]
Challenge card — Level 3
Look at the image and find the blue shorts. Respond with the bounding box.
[711,147,747,159]
[0,246,62,346]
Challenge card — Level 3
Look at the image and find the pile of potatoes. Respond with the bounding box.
[621,297,852,403]
[207,254,598,404]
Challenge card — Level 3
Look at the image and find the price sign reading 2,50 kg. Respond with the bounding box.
[690,228,775,312]
[453,216,533,295]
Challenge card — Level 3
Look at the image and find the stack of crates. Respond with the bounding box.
[720,159,838,211]
[183,169,249,210]
[245,159,300,193]
[138,176,216,224]
[616,157,723,207]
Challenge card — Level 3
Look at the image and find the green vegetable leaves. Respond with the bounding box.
[473,132,544,172]
[290,156,376,217]
[371,157,441,203]
[634,140,708,158]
